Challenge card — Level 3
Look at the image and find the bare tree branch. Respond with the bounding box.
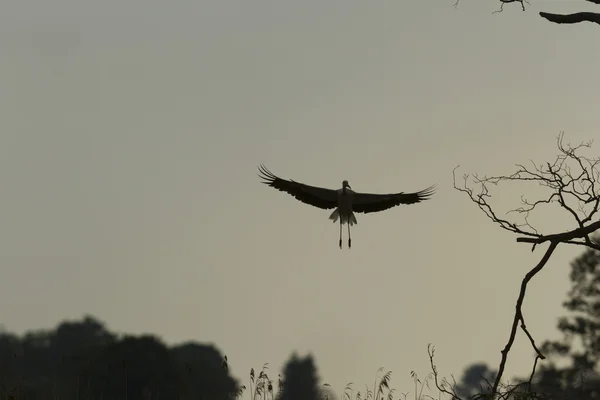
[454,0,600,26]
[493,241,557,395]
[526,355,542,396]
[454,132,600,252]
[493,0,527,14]
[452,133,600,399]
[426,345,464,400]
[539,11,600,25]
[516,220,600,251]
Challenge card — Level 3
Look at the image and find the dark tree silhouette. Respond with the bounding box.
[0,315,240,400]
[0,331,24,400]
[96,335,180,399]
[455,0,600,26]
[449,241,600,400]
[171,342,239,400]
[279,353,322,400]
[447,133,600,398]
[528,241,600,398]
[50,315,117,398]
[452,363,497,399]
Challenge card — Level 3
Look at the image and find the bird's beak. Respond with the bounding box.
[347,184,351,189]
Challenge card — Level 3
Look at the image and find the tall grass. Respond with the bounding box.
[237,363,443,400]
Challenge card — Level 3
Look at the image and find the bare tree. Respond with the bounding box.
[449,132,600,399]
[455,0,600,26]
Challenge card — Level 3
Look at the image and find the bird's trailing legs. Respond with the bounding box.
[338,221,351,249]
[348,223,351,249]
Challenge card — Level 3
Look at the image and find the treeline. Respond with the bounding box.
[0,316,329,400]
[0,316,239,399]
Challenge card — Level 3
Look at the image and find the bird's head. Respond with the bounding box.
[342,180,351,189]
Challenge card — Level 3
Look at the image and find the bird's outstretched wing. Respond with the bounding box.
[257,164,338,210]
[351,185,436,214]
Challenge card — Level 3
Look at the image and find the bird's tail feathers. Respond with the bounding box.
[329,209,357,226]
[329,209,339,223]
[348,212,357,226]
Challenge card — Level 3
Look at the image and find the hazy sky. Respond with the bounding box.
[2,0,600,396]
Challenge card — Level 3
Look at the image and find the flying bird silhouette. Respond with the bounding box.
[257,164,435,249]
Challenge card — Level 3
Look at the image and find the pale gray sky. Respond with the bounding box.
[1,0,599,396]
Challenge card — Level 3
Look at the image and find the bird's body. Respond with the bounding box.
[329,182,358,227]
[257,165,434,249]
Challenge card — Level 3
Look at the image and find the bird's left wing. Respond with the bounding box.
[351,185,436,214]
[257,164,338,210]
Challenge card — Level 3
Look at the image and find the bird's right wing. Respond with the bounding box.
[352,185,436,214]
[257,164,338,210]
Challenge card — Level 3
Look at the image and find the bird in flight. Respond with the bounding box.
[257,164,435,249]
